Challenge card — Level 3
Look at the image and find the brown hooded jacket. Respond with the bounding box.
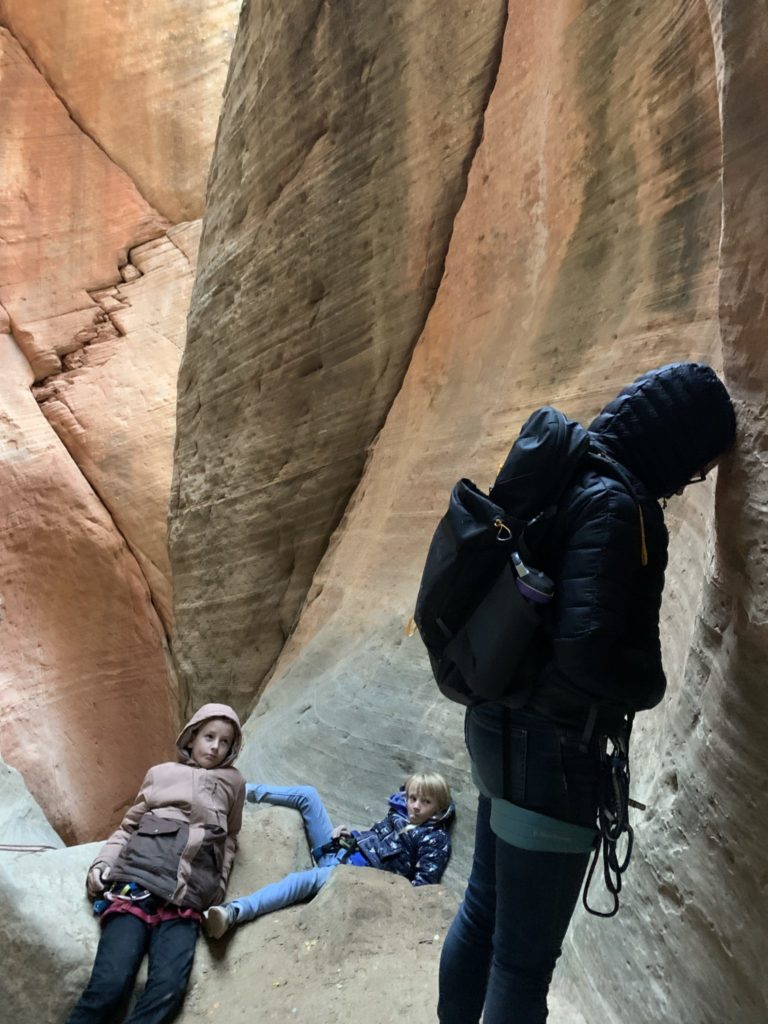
[90,703,246,910]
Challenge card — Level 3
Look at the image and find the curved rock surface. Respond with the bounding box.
[3,0,767,1021]
[0,0,240,221]
[0,328,176,844]
[0,24,210,839]
[0,27,166,382]
[170,0,509,715]
[177,1,768,1021]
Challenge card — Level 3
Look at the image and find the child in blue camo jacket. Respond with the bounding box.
[203,771,454,938]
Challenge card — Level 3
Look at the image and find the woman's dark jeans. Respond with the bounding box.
[438,705,601,1024]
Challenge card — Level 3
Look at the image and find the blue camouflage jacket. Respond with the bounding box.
[352,789,454,886]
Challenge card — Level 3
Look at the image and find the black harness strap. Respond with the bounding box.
[502,706,513,802]
[316,834,369,865]
[579,702,599,753]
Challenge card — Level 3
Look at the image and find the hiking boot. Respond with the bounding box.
[202,903,238,939]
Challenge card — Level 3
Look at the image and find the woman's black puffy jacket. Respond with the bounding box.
[528,362,735,724]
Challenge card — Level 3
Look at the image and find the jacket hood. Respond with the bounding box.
[176,703,242,768]
[388,789,455,828]
[588,363,736,499]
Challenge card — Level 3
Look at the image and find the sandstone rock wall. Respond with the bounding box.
[0,322,176,844]
[0,19,226,841]
[170,0,509,715]
[33,223,202,632]
[0,0,240,221]
[176,0,767,1020]
[558,3,768,1021]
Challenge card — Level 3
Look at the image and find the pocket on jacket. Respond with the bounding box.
[501,727,527,804]
[118,813,186,885]
[137,817,181,838]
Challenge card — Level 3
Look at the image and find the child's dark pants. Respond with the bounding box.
[66,913,198,1024]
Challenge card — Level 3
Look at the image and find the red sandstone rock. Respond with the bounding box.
[0,1,240,221]
[0,28,199,842]
[0,29,166,381]
[0,330,177,844]
[34,224,202,631]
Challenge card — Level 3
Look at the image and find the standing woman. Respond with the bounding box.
[437,363,736,1024]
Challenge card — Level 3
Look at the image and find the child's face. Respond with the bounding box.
[190,718,235,769]
[406,787,437,825]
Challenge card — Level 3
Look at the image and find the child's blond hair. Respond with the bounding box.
[404,771,452,813]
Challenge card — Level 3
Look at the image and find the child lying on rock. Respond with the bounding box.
[67,703,245,1024]
[202,771,454,939]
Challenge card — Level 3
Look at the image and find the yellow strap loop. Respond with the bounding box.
[638,507,648,567]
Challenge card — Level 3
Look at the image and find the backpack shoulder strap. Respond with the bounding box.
[584,450,649,567]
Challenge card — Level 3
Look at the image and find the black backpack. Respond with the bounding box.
[413,407,595,706]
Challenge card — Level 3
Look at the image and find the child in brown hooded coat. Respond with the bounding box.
[66,703,245,1024]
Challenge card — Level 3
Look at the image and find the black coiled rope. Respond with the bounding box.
[582,724,636,918]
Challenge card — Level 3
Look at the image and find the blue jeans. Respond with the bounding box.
[234,785,346,921]
[438,706,600,1024]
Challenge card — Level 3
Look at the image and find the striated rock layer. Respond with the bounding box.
[0,0,240,222]
[0,24,211,839]
[170,0,509,715]
[0,28,166,382]
[34,222,202,632]
[175,0,768,1021]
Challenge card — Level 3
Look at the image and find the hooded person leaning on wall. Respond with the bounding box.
[438,363,736,1024]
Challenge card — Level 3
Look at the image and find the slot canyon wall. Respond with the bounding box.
[0,1,766,1022]
[168,1,767,1022]
[0,0,240,843]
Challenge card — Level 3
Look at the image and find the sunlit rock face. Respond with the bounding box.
[0,29,166,382]
[0,30,181,842]
[176,0,767,1021]
[0,17,223,842]
[33,222,202,633]
[0,0,240,221]
[170,0,509,715]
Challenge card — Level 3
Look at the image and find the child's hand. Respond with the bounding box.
[86,864,111,899]
[331,825,351,841]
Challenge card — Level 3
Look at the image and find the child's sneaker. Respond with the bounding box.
[202,903,239,939]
